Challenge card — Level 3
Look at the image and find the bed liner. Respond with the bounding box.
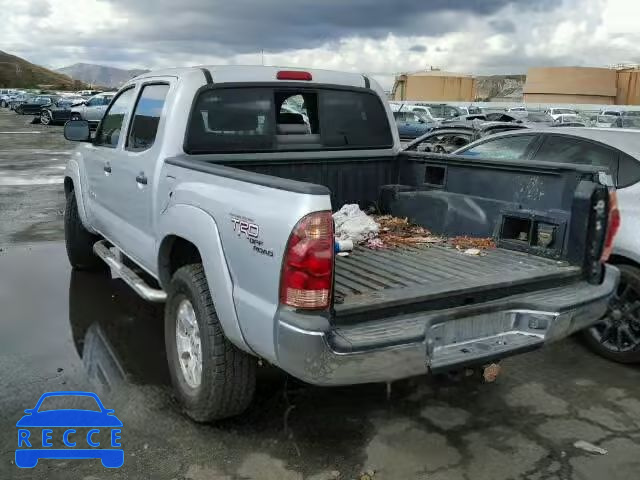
[333,244,581,319]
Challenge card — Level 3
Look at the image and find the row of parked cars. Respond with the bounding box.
[391,101,640,141]
[0,89,115,126]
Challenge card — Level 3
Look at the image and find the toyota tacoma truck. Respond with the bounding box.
[63,66,620,422]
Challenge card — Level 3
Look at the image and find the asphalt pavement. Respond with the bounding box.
[1,108,640,480]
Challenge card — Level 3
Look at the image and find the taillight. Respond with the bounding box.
[276,70,312,81]
[280,211,334,309]
[600,191,620,262]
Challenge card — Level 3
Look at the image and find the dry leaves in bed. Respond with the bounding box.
[449,236,497,250]
[371,215,445,247]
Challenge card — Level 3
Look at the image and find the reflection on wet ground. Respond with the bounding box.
[2,243,640,479]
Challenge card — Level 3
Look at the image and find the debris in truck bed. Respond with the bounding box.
[333,207,496,252]
[372,215,445,247]
[449,235,496,250]
[333,204,379,243]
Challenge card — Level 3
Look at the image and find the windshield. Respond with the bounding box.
[186,86,393,153]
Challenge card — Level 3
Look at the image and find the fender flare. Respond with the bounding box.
[157,204,252,354]
[64,159,96,234]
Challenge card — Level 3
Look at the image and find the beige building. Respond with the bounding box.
[391,71,476,102]
[523,66,640,105]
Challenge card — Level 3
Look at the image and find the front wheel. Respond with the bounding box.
[64,192,103,270]
[582,264,640,363]
[15,106,23,115]
[40,110,52,125]
[165,264,256,422]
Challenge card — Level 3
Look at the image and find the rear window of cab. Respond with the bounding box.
[184,86,393,153]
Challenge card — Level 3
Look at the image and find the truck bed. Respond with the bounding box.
[334,245,581,319]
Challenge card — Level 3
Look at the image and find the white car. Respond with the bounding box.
[70,92,116,127]
[456,127,640,362]
[545,107,578,121]
[507,106,527,113]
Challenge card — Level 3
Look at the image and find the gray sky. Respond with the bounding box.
[2,0,639,88]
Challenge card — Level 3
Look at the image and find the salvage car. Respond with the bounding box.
[456,128,639,361]
[404,121,529,152]
[15,95,57,115]
[40,97,84,125]
[393,111,436,139]
[545,107,578,121]
[70,92,116,127]
[62,66,618,422]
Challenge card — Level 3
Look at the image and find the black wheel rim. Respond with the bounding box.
[590,275,640,352]
[41,112,50,124]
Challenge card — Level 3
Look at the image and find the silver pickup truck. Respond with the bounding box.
[63,66,620,422]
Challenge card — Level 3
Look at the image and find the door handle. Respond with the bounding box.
[103,163,111,174]
[136,173,148,185]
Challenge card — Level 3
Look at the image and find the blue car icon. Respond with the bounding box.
[16,391,123,468]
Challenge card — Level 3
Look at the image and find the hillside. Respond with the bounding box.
[0,50,85,90]
[56,63,149,88]
[475,74,526,102]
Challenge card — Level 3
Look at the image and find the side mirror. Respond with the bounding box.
[64,120,91,142]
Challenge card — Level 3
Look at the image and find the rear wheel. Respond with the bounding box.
[15,105,23,115]
[582,264,640,363]
[165,264,256,422]
[64,192,103,270]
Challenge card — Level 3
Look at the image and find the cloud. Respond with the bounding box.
[2,0,640,91]
[408,45,428,53]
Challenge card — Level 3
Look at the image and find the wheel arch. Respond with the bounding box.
[157,204,252,354]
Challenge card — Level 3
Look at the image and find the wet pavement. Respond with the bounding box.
[1,109,640,479]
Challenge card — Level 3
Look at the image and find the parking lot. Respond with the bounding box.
[1,108,640,479]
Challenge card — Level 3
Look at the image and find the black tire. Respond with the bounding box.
[165,264,256,422]
[64,192,103,270]
[0,100,6,108]
[40,110,51,125]
[16,106,23,115]
[582,264,640,363]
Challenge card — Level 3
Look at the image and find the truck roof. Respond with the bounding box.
[130,65,372,90]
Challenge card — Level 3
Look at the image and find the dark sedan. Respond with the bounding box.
[403,121,529,152]
[40,98,84,125]
[15,96,57,115]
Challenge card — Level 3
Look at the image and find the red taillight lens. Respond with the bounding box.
[280,211,334,309]
[276,70,312,81]
[601,191,620,262]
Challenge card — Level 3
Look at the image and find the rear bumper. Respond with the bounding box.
[275,265,619,386]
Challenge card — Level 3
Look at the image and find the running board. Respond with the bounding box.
[93,240,167,302]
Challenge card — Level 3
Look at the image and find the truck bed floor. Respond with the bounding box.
[334,245,580,317]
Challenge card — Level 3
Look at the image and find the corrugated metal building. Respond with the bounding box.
[391,71,476,101]
[524,66,640,105]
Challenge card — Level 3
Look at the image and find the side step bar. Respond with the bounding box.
[93,240,167,302]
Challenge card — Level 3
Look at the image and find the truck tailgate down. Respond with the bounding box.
[334,245,580,319]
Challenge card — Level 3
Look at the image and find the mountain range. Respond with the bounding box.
[0,50,86,89]
[55,63,150,88]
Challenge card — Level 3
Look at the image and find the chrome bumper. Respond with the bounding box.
[275,265,619,386]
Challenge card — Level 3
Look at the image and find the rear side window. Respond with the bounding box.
[127,84,169,151]
[533,135,617,172]
[458,134,535,160]
[185,87,392,153]
[618,153,640,188]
